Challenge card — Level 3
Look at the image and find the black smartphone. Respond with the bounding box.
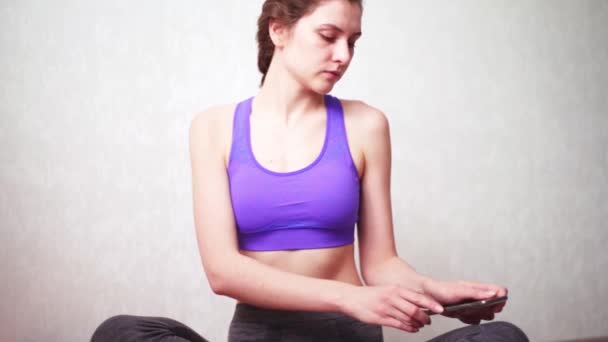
[424,295,508,316]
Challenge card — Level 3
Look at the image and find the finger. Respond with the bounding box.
[387,306,423,328]
[452,284,492,301]
[410,307,432,327]
[471,287,499,300]
[494,302,506,313]
[487,285,507,298]
[396,290,438,325]
[459,281,505,298]
[460,308,494,321]
[458,280,496,291]
[392,296,431,326]
[496,287,508,297]
[399,288,444,315]
[379,317,419,333]
[457,312,482,325]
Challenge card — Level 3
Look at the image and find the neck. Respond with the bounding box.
[253,58,325,125]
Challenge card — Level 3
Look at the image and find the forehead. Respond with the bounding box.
[299,0,362,33]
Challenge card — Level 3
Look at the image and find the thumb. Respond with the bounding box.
[474,288,497,299]
[456,283,495,300]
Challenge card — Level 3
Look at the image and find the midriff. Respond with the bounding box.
[236,243,363,304]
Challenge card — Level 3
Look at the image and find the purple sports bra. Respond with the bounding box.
[227,94,360,251]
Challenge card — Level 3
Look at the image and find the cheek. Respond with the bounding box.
[286,46,324,76]
[293,35,331,62]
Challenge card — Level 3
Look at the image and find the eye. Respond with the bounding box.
[319,32,357,49]
[319,33,336,42]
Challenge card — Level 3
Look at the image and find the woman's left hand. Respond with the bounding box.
[421,279,508,325]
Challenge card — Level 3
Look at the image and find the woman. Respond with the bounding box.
[93,0,529,341]
[190,0,528,341]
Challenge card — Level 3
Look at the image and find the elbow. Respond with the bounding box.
[208,274,226,295]
[205,264,230,295]
[205,256,242,295]
[202,253,242,295]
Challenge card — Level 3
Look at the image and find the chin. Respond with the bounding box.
[310,79,336,95]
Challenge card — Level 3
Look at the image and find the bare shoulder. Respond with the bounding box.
[189,103,236,138]
[336,98,390,176]
[340,99,389,140]
[338,97,390,138]
[189,103,237,163]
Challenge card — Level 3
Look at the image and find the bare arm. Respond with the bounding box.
[189,107,355,312]
[353,104,509,326]
[354,104,432,293]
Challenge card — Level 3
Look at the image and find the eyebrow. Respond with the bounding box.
[318,23,362,37]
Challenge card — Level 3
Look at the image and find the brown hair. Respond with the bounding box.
[256,0,362,86]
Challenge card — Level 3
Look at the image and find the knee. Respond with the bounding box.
[95,314,139,329]
[101,314,137,323]
[91,315,141,341]
[481,321,529,342]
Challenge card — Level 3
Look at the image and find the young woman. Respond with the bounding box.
[189,0,529,341]
[93,1,529,341]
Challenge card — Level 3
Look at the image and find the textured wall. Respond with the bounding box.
[1,1,607,341]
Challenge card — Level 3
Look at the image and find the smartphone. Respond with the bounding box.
[424,295,508,316]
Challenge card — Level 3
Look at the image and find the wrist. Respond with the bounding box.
[329,281,358,314]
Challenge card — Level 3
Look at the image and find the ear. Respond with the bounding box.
[268,18,288,48]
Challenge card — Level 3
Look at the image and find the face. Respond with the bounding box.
[272,0,362,94]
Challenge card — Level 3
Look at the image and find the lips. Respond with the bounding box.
[324,70,341,78]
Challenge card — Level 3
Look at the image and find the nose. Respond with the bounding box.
[332,39,352,65]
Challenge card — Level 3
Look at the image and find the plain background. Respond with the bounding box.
[2,1,607,341]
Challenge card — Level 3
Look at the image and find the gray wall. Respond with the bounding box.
[1,1,607,341]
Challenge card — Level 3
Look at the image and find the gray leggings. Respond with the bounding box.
[228,303,383,341]
[91,315,209,342]
[91,303,529,341]
[228,303,529,342]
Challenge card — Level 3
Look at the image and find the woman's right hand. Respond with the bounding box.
[339,285,444,333]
